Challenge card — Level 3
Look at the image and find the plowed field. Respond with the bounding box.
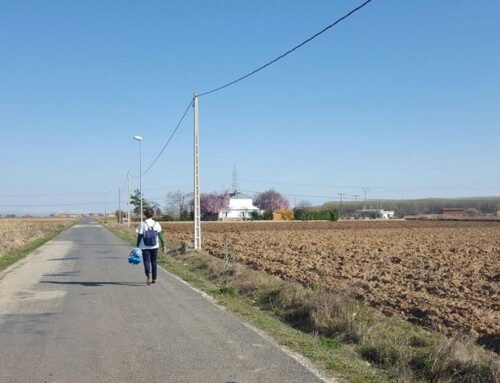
[162,220,500,341]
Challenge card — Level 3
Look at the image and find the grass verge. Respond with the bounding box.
[106,223,499,383]
[0,227,69,273]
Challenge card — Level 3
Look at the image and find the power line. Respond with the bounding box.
[142,98,194,176]
[130,97,193,179]
[0,191,104,199]
[240,178,368,189]
[119,170,129,200]
[198,0,374,97]
[239,189,343,200]
[120,1,376,218]
[239,178,500,191]
[0,201,108,208]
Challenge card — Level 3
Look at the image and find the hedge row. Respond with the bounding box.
[293,208,339,221]
[250,210,274,220]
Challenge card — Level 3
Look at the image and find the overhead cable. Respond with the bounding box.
[119,170,129,200]
[239,189,343,200]
[121,1,375,198]
[130,97,193,179]
[0,191,104,198]
[198,0,374,97]
[239,178,500,191]
[0,201,108,208]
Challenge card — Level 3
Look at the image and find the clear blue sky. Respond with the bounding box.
[1,0,499,215]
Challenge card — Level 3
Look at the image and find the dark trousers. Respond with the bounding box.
[142,248,158,280]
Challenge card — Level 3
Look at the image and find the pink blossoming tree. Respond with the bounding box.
[254,189,290,213]
[191,191,230,220]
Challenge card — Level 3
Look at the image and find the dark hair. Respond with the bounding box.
[144,207,154,219]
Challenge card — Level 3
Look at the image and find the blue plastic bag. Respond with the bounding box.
[128,247,142,265]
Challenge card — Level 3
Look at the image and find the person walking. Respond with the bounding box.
[136,207,166,285]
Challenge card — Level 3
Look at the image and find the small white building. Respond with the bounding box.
[354,209,395,219]
[378,210,395,219]
[219,191,261,220]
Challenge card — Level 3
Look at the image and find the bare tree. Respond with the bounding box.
[150,201,162,216]
[166,190,193,220]
[296,200,313,209]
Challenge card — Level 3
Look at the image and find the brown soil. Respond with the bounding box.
[163,220,500,342]
[0,218,73,257]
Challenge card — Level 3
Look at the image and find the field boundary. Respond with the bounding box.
[0,226,70,275]
[105,222,499,383]
[105,224,388,383]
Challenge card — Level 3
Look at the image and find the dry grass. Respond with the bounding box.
[227,263,280,297]
[358,328,499,383]
[107,221,500,383]
[417,335,499,383]
[198,252,499,383]
[491,358,500,383]
[270,283,316,330]
[0,218,74,257]
[310,292,366,343]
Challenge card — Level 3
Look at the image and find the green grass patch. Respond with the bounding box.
[321,337,343,350]
[218,286,237,296]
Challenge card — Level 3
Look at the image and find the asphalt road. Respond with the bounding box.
[0,218,333,383]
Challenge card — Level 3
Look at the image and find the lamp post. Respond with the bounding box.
[133,135,143,222]
[127,171,131,228]
[104,190,107,223]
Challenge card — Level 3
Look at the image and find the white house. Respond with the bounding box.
[219,191,261,220]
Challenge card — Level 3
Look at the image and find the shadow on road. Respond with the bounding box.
[48,255,123,260]
[41,281,145,287]
[43,271,81,277]
[63,243,132,247]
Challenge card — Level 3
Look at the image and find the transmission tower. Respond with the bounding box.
[362,188,370,209]
[338,192,346,217]
[231,165,239,193]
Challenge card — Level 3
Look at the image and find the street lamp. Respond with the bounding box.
[104,190,107,222]
[133,135,143,222]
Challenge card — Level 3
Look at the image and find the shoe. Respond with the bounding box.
[147,274,152,285]
[152,280,157,284]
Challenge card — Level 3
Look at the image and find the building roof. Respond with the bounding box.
[230,191,252,200]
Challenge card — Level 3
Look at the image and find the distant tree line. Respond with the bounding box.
[322,197,500,218]
[126,188,499,222]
